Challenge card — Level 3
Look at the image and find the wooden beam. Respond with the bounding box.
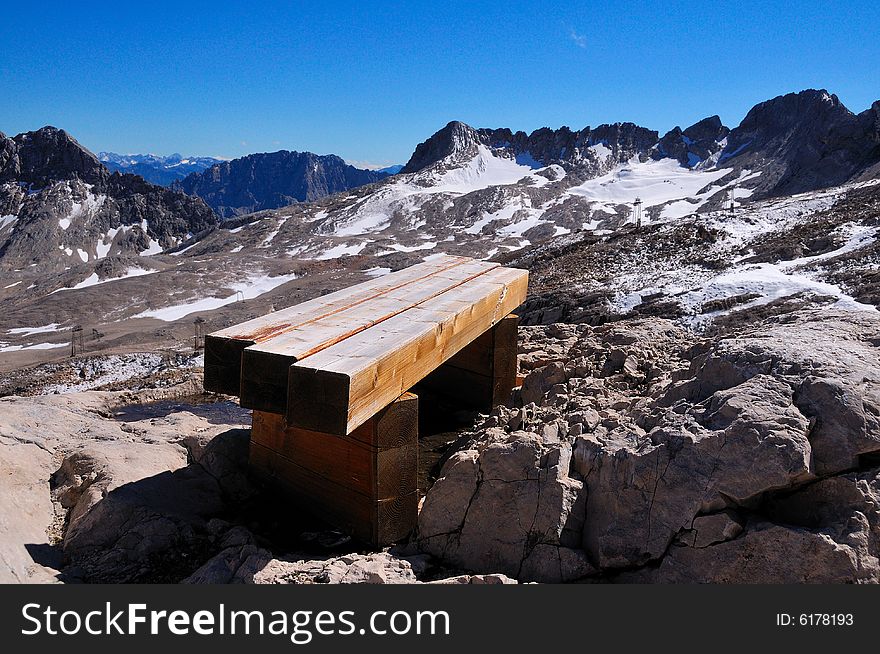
[286,267,528,435]
[416,313,518,411]
[249,443,419,546]
[251,411,418,499]
[204,254,478,395]
[239,259,500,412]
[249,393,418,547]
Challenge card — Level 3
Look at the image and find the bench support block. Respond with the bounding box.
[249,393,419,547]
[416,314,518,411]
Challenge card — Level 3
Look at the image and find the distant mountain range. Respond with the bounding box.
[98,152,224,186]
[3,88,879,275]
[172,151,392,219]
[0,128,215,270]
[158,88,878,266]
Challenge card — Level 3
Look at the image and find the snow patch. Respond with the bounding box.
[131,271,298,321]
[431,146,537,194]
[6,323,62,335]
[51,266,158,294]
[0,341,67,353]
[260,217,288,247]
[569,157,733,212]
[0,214,17,231]
[313,242,368,260]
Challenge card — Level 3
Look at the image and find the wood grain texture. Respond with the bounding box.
[248,392,419,546]
[204,254,477,396]
[251,402,417,498]
[287,267,528,435]
[238,259,499,413]
[248,443,418,545]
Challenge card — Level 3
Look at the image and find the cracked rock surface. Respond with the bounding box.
[417,310,880,582]
[4,307,880,584]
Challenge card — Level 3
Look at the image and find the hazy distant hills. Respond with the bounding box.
[98,152,223,186]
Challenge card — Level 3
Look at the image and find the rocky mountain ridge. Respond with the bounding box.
[164,88,878,268]
[4,89,879,274]
[0,127,216,271]
[173,151,391,219]
[403,89,880,198]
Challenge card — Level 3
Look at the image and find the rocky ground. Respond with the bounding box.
[3,294,880,584]
[420,306,880,582]
[0,374,514,585]
[3,176,880,584]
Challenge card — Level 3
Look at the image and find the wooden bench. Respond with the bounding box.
[203,255,528,546]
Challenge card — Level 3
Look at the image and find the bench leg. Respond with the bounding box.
[249,392,419,548]
[416,314,518,411]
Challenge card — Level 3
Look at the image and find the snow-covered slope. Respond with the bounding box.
[182,129,751,263]
[508,178,880,330]
[2,89,880,369]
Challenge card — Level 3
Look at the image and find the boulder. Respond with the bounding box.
[573,374,811,568]
[419,432,589,582]
[655,521,879,583]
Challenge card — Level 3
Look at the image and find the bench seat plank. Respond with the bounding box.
[238,258,501,411]
[204,254,488,395]
[285,266,528,435]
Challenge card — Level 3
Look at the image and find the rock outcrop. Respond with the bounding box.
[0,388,252,582]
[4,308,880,584]
[418,310,880,583]
[0,126,216,269]
[720,89,880,197]
[654,115,730,167]
[401,120,660,176]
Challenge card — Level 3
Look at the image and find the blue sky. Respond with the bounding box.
[1,1,878,167]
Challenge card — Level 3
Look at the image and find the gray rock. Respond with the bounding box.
[655,521,878,583]
[419,432,586,582]
[418,311,880,583]
[573,374,811,568]
[0,440,57,583]
[253,552,419,585]
[428,573,517,584]
[796,376,880,475]
[678,511,744,548]
[520,362,567,405]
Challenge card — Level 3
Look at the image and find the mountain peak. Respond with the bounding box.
[717,89,874,195]
[738,89,851,133]
[654,115,728,167]
[400,121,481,174]
[1,125,106,187]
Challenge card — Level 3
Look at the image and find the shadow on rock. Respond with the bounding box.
[48,428,254,582]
